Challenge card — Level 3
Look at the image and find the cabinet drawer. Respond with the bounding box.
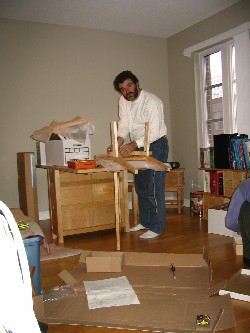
[206,195,224,208]
[224,188,234,197]
[223,170,246,182]
[203,193,224,220]
[166,170,184,188]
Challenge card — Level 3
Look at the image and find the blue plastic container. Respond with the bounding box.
[23,236,43,295]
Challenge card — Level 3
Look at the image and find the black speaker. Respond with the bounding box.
[169,162,180,169]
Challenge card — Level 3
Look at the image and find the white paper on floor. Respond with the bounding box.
[84,276,140,310]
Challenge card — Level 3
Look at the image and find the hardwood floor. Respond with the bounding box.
[39,208,250,333]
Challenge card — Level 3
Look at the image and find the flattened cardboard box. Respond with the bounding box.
[219,269,250,302]
[34,251,235,332]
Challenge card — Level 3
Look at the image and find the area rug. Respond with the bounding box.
[40,243,82,261]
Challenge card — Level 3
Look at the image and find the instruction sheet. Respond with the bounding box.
[84,276,140,309]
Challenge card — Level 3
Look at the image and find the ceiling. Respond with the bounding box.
[0,0,241,38]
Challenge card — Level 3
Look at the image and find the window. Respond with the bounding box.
[185,23,250,188]
[204,50,224,145]
[196,42,237,148]
[185,22,250,151]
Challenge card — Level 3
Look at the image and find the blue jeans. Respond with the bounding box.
[134,136,169,234]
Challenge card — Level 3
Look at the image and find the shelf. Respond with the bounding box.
[199,167,247,172]
[199,168,246,220]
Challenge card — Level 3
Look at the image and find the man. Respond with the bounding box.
[111,70,169,239]
[226,178,250,267]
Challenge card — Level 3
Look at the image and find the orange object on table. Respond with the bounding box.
[67,159,96,169]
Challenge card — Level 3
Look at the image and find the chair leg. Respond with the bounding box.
[132,185,139,225]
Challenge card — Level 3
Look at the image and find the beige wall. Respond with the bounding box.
[1,0,249,215]
[167,0,250,199]
[0,18,170,212]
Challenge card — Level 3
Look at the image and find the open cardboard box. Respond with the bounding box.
[208,207,238,238]
[34,251,235,332]
[80,250,124,272]
[31,116,95,166]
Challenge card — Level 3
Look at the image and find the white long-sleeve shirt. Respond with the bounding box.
[117,89,167,148]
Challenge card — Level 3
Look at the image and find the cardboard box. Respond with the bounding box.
[219,269,250,302]
[10,208,29,222]
[17,152,39,222]
[208,207,238,237]
[44,138,91,166]
[80,250,124,272]
[34,251,235,332]
[36,142,46,165]
[31,116,95,166]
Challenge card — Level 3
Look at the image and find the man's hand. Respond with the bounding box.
[119,141,137,157]
[107,136,124,154]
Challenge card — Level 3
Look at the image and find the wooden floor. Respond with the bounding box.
[39,208,250,333]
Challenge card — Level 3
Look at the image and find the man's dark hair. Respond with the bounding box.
[113,70,139,92]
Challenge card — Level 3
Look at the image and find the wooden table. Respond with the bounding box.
[37,165,129,250]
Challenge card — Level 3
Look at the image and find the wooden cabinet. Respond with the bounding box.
[202,192,229,220]
[200,168,247,220]
[40,166,129,244]
[165,168,185,213]
[223,170,246,197]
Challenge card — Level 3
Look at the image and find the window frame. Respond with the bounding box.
[194,40,237,151]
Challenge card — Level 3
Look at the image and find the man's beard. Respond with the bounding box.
[125,86,139,101]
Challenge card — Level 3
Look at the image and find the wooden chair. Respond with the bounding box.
[110,121,170,227]
[128,180,139,226]
[112,121,150,229]
[96,121,170,250]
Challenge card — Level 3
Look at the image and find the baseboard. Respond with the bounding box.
[39,211,50,221]
[165,194,190,208]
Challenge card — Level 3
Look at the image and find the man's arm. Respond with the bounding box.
[107,136,124,154]
[225,189,245,232]
[117,136,124,148]
[119,140,137,158]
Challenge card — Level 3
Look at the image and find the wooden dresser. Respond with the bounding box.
[37,165,129,244]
